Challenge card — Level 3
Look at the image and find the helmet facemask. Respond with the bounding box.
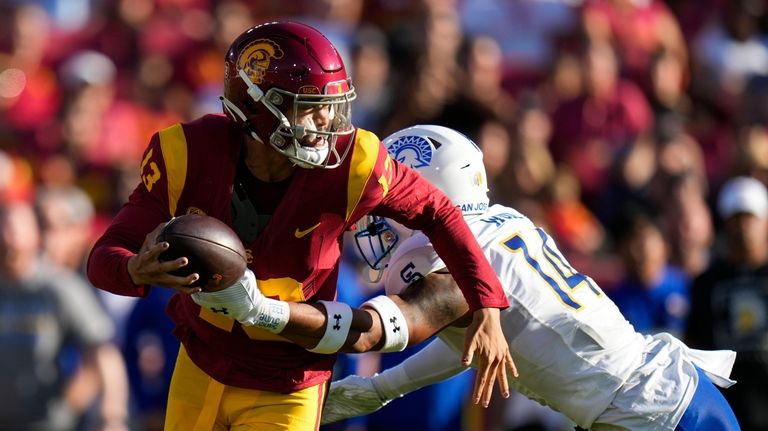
[354,215,399,283]
[221,68,356,169]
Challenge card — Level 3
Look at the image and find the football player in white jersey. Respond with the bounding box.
[192,125,740,430]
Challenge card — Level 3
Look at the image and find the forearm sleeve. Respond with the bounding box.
[372,338,469,400]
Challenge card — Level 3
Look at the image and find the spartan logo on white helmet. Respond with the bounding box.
[384,125,489,216]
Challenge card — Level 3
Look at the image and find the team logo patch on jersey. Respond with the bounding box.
[388,135,433,169]
[238,39,284,84]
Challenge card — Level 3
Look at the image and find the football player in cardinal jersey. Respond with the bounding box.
[86,22,513,431]
[212,125,742,430]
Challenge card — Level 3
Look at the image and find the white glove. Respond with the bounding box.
[191,269,289,333]
[321,374,393,425]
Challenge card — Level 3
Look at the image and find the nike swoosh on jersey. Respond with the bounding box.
[294,222,322,238]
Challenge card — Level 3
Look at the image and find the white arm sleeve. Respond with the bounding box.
[372,337,470,400]
[321,338,470,425]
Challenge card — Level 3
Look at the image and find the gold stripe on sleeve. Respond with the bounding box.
[346,129,381,222]
[158,123,188,216]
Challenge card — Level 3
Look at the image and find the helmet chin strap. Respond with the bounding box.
[220,96,262,142]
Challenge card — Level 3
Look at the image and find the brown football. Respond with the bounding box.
[157,214,247,292]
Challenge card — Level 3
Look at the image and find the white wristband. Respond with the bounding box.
[248,297,290,333]
[307,301,353,354]
[362,295,409,352]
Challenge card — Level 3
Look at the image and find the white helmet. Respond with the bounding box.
[353,125,490,281]
[383,125,489,216]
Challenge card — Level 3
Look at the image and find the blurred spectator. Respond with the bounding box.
[397,34,516,145]
[693,0,768,103]
[474,115,554,236]
[382,5,464,135]
[0,3,61,142]
[595,134,657,236]
[459,35,517,125]
[56,49,179,215]
[459,0,580,94]
[34,184,96,273]
[652,113,707,186]
[610,209,691,337]
[32,183,139,427]
[582,0,688,94]
[346,25,394,132]
[686,176,768,431]
[660,172,714,279]
[732,124,768,184]
[539,49,584,111]
[58,50,169,168]
[121,287,178,431]
[665,0,725,42]
[0,150,34,202]
[0,196,129,430]
[476,120,516,206]
[544,166,606,258]
[549,41,653,207]
[649,48,692,119]
[505,95,556,206]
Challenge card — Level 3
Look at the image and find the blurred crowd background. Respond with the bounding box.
[2,0,768,430]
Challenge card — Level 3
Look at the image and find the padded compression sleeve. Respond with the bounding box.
[372,338,470,400]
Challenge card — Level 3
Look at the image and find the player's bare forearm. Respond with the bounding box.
[278,273,468,353]
[397,272,471,338]
[279,302,386,352]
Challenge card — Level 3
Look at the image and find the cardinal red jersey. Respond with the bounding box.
[88,114,506,392]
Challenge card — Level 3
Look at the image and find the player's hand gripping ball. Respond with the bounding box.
[157,214,247,292]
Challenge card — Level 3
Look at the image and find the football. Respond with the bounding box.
[157,214,247,292]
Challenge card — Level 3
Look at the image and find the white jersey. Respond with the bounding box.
[384,205,735,430]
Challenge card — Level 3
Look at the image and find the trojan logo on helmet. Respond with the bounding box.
[237,39,284,85]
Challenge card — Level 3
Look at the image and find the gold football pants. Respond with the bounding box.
[164,346,325,431]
